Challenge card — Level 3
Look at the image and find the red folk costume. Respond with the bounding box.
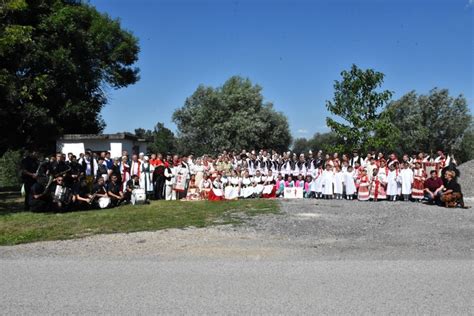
[357,175,370,201]
[412,167,426,199]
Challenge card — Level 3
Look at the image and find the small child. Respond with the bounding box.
[334,166,344,200]
[344,166,357,200]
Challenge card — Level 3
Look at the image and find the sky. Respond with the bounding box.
[91,0,473,139]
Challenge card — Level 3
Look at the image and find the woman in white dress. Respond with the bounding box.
[240,171,254,198]
[225,170,240,200]
[199,173,212,200]
[252,170,265,197]
[193,159,205,187]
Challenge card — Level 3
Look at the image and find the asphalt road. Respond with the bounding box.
[1,199,473,314]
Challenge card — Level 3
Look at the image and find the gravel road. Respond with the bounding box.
[1,199,473,314]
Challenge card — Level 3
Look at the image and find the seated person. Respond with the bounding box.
[107,174,125,206]
[423,170,444,205]
[28,177,49,212]
[91,176,108,208]
[440,170,466,208]
[124,175,140,202]
[49,175,72,212]
[73,176,93,210]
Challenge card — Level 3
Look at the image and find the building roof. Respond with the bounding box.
[59,132,144,142]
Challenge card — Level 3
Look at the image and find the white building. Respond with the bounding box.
[56,133,148,158]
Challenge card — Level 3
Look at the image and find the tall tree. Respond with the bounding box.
[134,123,176,154]
[386,88,472,158]
[172,76,292,155]
[326,64,393,153]
[0,0,140,154]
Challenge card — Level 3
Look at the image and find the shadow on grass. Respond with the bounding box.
[0,192,24,215]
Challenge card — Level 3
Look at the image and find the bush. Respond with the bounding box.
[0,150,22,190]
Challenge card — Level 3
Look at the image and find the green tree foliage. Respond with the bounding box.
[172,76,292,155]
[386,88,472,159]
[292,138,309,154]
[292,132,346,154]
[0,0,140,154]
[134,123,176,155]
[326,64,393,153]
[0,149,21,189]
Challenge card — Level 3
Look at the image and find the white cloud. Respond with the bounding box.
[297,129,308,134]
[468,0,474,7]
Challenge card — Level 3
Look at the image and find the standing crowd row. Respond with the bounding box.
[20,149,466,212]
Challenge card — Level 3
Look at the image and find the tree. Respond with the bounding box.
[134,123,176,154]
[292,138,309,154]
[0,0,140,154]
[308,132,345,154]
[326,64,394,153]
[386,88,472,157]
[172,76,292,155]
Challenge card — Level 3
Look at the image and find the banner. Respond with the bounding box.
[283,187,304,199]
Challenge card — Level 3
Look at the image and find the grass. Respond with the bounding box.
[0,193,279,246]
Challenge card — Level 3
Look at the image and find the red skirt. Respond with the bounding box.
[208,189,224,201]
[262,186,276,199]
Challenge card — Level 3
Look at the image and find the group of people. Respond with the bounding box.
[20,148,467,212]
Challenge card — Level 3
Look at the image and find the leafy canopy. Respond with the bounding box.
[0,0,140,154]
[172,76,292,155]
[386,88,472,159]
[326,64,393,153]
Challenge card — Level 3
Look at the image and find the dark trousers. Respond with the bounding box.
[23,181,34,211]
[155,176,165,200]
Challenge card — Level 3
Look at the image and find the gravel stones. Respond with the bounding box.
[457,160,474,198]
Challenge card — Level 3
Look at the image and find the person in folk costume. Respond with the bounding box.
[240,170,254,199]
[120,156,131,192]
[399,162,414,201]
[152,154,166,200]
[341,160,349,173]
[291,155,299,178]
[332,152,341,169]
[130,154,141,182]
[252,170,265,197]
[323,153,332,169]
[357,169,370,201]
[297,154,307,177]
[303,175,312,198]
[82,151,98,190]
[349,150,362,168]
[369,167,387,201]
[365,157,377,181]
[386,162,401,201]
[375,152,385,168]
[411,161,426,201]
[164,162,177,201]
[262,170,277,198]
[343,165,357,200]
[175,155,191,200]
[183,174,201,201]
[314,165,324,199]
[333,166,344,200]
[140,156,154,197]
[225,170,241,200]
[321,163,335,199]
[275,174,285,197]
[198,173,212,200]
[308,174,318,198]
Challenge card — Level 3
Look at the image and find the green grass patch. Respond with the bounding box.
[0,196,279,246]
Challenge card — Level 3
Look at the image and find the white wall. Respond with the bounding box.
[57,139,146,158]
